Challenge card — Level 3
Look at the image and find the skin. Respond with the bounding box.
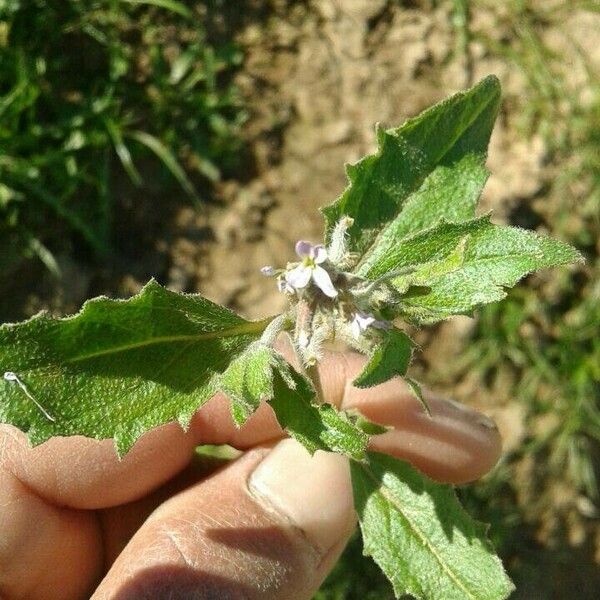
[0,352,502,600]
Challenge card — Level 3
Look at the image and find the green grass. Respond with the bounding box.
[0,0,245,273]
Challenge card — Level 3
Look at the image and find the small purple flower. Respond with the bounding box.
[284,241,338,298]
[260,265,275,276]
[350,311,390,339]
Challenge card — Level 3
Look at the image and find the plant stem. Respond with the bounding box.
[305,362,326,405]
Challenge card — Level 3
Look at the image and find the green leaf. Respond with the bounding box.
[0,280,271,455]
[322,76,501,255]
[221,343,276,426]
[351,452,515,600]
[356,215,490,281]
[396,218,582,323]
[347,411,390,436]
[221,343,295,426]
[355,214,581,323]
[404,377,431,416]
[220,344,370,459]
[269,368,369,460]
[105,118,142,186]
[353,328,414,388]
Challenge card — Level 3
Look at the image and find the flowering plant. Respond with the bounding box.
[0,77,581,599]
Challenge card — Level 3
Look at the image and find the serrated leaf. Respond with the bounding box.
[347,411,390,436]
[221,343,278,426]
[404,376,431,416]
[353,328,414,388]
[322,76,501,254]
[397,219,582,323]
[351,452,514,600]
[0,280,271,455]
[269,368,369,460]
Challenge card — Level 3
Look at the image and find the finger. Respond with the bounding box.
[335,353,502,484]
[0,467,102,600]
[99,453,234,567]
[191,353,502,484]
[0,350,501,508]
[0,396,280,510]
[0,421,199,509]
[93,439,355,600]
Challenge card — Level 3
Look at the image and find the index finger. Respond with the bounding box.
[0,352,501,509]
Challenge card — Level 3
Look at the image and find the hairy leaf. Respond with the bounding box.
[270,369,369,460]
[404,377,430,416]
[322,76,500,254]
[356,216,489,280]
[353,328,414,388]
[0,280,271,455]
[351,452,514,600]
[221,343,279,426]
[355,215,581,322]
[347,411,390,436]
[221,344,370,459]
[399,220,581,323]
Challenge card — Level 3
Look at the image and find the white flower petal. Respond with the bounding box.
[286,264,312,289]
[295,240,313,258]
[312,266,338,298]
[261,265,275,276]
[357,313,376,330]
[351,312,369,336]
[312,244,328,264]
[350,311,391,338]
[277,277,294,293]
[350,318,362,339]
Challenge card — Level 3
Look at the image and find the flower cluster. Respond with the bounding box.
[261,228,392,361]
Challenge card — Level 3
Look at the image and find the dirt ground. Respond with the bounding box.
[197,1,551,319]
[13,1,597,330]
[4,1,600,595]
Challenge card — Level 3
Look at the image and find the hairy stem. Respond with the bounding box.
[305,362,326,405]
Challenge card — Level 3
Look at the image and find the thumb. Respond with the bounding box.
[93,439,355,600]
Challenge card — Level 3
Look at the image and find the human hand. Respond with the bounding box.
[0,352,501,600]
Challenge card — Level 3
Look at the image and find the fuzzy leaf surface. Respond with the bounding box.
[0,280,271,455]
[269,369,369,460]
[388,218,580,323]
[322,76,500,254]
[353,328,414,388]
[355,214,581,323]
[351,452,515,600]
[221,342,280,426]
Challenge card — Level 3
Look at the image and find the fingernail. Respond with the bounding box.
[248,439,354,556]
[446,399,498,429]
[476,414,498,430]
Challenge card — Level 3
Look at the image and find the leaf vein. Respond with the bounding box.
[65,318,272,364]
[359,462,479,600]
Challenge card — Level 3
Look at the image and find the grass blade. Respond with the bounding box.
[127,130,200,203]
[119,0,192,19]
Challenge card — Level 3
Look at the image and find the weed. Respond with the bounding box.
[0,0,245,272]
